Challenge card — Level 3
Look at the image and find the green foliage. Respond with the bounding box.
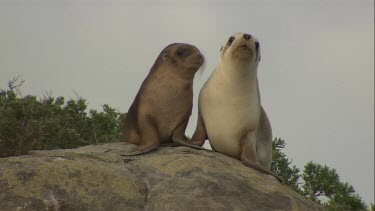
[0,77,125,157]
[88,104,126,144]
[326,192,367,211]
[301,161,340,202]
[272,138,368,210]
[271,138,300,191]
[301,162,366,210]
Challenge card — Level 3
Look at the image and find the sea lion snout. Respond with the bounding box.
[194,51,205,65]
[228,33,261,62]
[186,48,205,70]
[243,33,252,40]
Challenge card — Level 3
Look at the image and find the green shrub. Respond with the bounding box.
[0,77,125,157]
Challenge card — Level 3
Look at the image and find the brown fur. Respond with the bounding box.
[122,43,205,156]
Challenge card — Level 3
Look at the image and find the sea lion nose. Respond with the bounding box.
[197,52,204,63]
[243,33,251,40]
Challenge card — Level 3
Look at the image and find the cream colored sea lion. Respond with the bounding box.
[122,43,205,156]
[188,33,284,182]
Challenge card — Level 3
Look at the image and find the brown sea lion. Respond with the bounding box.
[122,43,205,156]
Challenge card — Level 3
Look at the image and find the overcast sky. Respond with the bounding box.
[0,0,373,204]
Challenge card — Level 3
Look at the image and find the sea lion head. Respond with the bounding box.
[152,43,205,78]
[220,33,261,65]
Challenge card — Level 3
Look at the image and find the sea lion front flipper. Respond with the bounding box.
[172,138,207,150]
[240,131,287,184]
[120,145,159,156]
[241,160,287,185]
[240,130,259,165]
[189,111,208,146]
[121,118,160,156]
[171,118,206,150]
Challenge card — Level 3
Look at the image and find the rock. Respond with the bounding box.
[0,142,322,211]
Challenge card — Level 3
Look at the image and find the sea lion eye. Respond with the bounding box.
[176,50,185,57]
[228,36,235,45]
[255,42,260,49]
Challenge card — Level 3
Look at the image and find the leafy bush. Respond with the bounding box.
[272,137,368,210]
[272,138,300,191]
[0,77,125,157]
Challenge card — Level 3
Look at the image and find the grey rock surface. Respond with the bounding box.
[0,142,322,211]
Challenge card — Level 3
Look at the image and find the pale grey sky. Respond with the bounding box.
[0,0,374,204]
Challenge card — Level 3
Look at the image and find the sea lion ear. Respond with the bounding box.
[220,46,223,52]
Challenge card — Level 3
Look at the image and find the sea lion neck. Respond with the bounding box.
[164,63,197,82]
[218,59,258,81]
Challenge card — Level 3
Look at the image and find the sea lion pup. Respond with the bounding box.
[122,43,206,156]
[187,33,285,183]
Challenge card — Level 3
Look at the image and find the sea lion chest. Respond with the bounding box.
[138,72,193,140]
[199,67,260,158]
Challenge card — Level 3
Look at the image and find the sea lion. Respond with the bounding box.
[122,43,205,156]
[188,33,284,182]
